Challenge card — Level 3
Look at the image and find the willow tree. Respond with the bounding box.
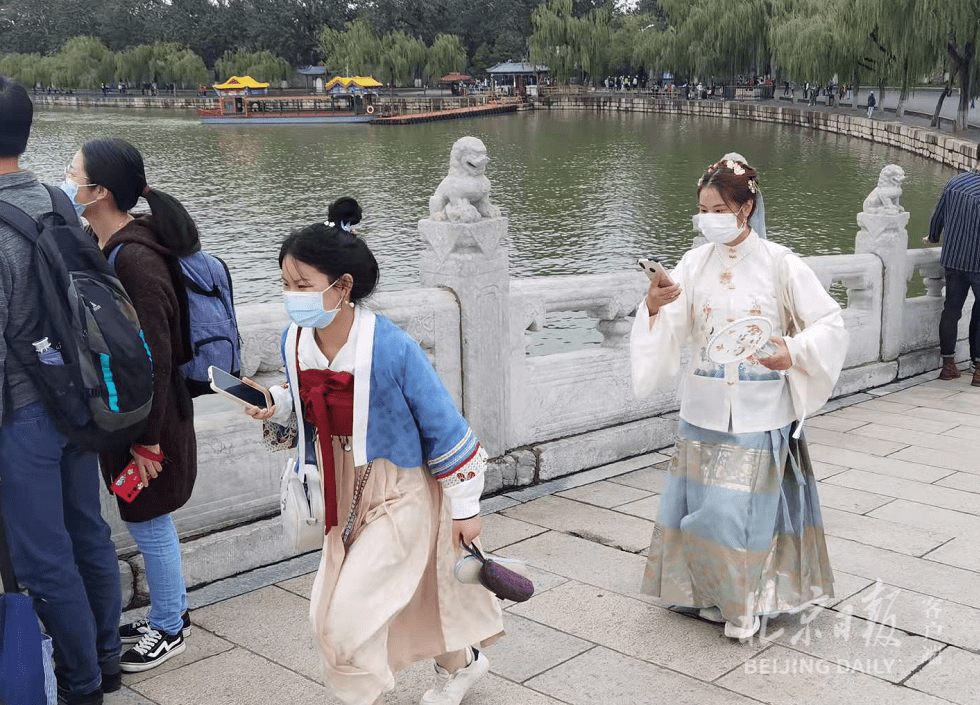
[916,0,980,131]
[215,49,291,83]
[318,19,381,77]
[427,33,466,82]
[377,31,427,91]
[50,36,115,88]
[859,0,938,118]
[576,6,613,85]
[0,53,53,89]
[658,0,777,81]
[530,0,579,84]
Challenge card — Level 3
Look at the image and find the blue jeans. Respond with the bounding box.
[939,269,980,360]
[0,402,122,696]
[125,515,187,635]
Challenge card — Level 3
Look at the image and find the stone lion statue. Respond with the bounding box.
[863,164,906,215]
[429,136,501,222]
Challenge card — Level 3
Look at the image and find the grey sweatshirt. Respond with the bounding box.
[0,170,50,421]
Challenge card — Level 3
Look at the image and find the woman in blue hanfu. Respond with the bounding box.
[631,155,848,640]
[247,199,502,705]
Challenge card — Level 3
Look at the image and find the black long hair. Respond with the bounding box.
[279,198,378,304]
[81,138,201,256]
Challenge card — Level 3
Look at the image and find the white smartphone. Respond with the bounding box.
[638,257,673,284]
[208,366,271,409]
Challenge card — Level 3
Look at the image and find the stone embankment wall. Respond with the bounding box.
[536,96,977,171]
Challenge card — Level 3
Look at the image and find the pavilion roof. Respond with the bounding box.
[324,76,383,90]
[213,76,269,90]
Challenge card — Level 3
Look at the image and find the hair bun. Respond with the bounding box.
[328,197,362,228]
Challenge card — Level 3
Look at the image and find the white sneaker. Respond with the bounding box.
[698,607,725,623]
[724,616,761,640]
[420,647,489,705]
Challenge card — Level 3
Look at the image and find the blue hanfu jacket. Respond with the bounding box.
[280,310,480,479]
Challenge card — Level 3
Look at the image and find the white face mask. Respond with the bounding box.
[697,213,744,244]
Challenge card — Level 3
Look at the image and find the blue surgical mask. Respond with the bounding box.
[59,179,98,218]
[282,280,343,328]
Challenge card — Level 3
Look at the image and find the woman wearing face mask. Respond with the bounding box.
[631,156,848,640]
[246,202,503,705]
[61,138,197,672]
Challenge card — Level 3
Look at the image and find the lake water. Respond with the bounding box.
[25,107,955,310]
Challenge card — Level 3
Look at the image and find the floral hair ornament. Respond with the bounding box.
[748,179,759,194]
[725,159,746,176]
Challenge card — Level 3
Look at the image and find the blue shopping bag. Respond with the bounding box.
[0,591,48,705]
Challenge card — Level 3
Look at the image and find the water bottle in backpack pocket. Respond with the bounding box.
[0,186,154,453]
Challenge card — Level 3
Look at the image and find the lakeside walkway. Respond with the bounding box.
[106,369,978,705]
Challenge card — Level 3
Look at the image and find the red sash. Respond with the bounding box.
[298,368,354,532]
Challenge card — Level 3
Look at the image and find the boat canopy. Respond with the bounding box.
[212,76,270,96]
[324,76,383,94]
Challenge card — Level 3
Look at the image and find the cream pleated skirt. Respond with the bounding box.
[309,436,504,705]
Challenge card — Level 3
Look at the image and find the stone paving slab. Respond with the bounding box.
[495,531,650,602]
[824,470,980,516]
[905,647,980,705]
[832,406,958,433]
[934,471,980,494]
[824,536,980,610]
[759,605,943,684]
[130,647,336,705]
[482,612,593,683]
[501,495,655,553]
[613,494,661,522]
[554,480,652,508]
[509,581,767,682]
[867,499,980,538]
[807,444,953,484]
[191,586,324,683]
[109,376,979,704]
[716,645,952,705]
[523,646,760,705]
[836,583,980,652]
[820,507,952,557]
[812,482,895,515]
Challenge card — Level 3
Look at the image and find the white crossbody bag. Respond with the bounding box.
[279,326,326,554]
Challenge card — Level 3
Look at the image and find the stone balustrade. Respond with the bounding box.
[101,152,970,568]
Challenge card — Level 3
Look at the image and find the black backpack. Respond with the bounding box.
[0,184,154,453]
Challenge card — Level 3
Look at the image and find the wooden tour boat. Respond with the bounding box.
[198,75,382,124]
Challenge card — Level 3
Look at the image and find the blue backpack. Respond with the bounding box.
[110,245,241,397]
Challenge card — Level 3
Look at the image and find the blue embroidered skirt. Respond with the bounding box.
[641,420,834,622]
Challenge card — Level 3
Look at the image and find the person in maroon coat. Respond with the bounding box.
[62,138,197,674]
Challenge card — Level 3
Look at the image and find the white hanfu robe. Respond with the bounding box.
[631,231,848,623]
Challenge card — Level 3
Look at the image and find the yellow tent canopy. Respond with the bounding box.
[323,76,383,90]
[212,76,270,90]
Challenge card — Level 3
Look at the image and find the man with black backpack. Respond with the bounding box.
[0,77,122,705]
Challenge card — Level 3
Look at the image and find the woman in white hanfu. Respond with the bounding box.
[631,156,848,640]
[248,199,503,705]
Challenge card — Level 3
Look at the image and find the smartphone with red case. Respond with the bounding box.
[110,461,144,503]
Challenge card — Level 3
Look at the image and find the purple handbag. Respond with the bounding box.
[462,542,534,602]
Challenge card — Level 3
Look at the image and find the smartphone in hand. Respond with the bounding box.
[638,257,674,285]
[208,366,271,408]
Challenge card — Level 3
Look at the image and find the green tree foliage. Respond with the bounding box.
[377,31,428,87]
[914,0,980,131]
[428,34,467,80]
[318,19,382,76]
[215,49,292,83]
[530,0,580,83]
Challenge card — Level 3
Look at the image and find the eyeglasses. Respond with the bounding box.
[63,164,96,188]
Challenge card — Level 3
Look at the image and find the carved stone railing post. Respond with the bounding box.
[419,137,511,456]
[854,165,910,362]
